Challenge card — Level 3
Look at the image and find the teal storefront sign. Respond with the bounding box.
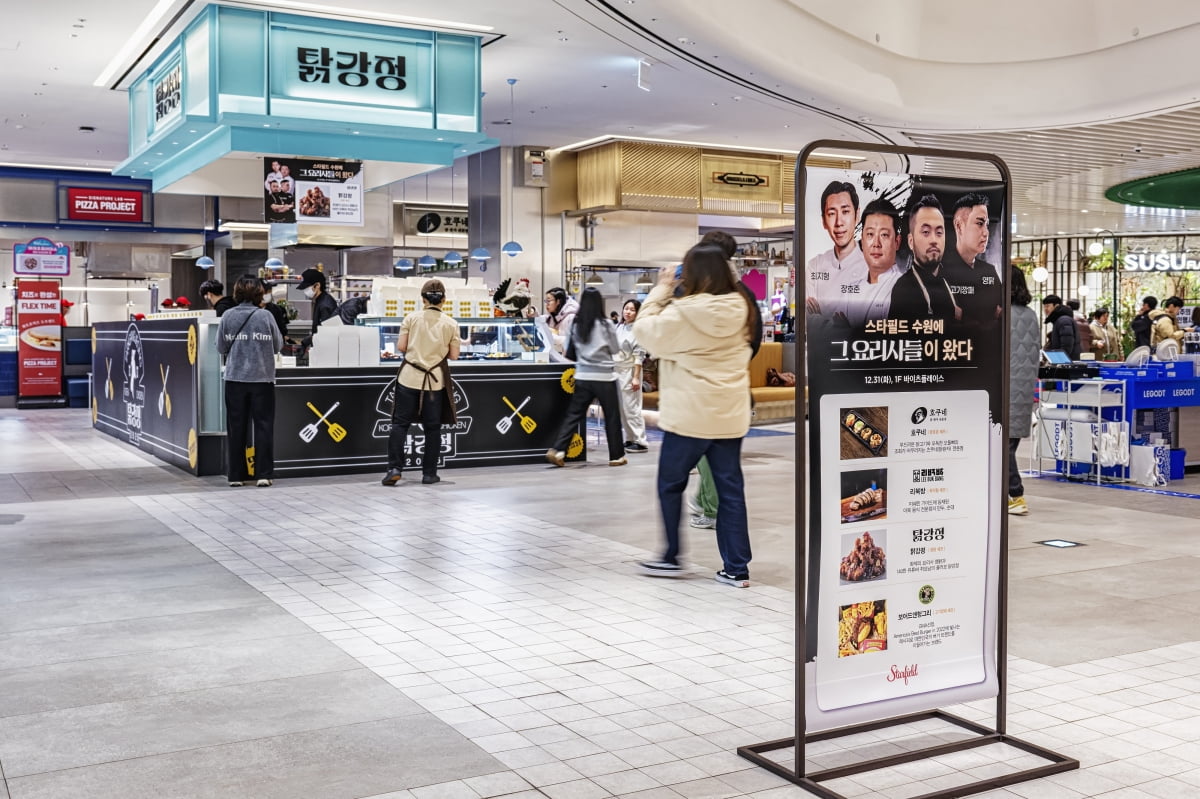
[114,4,494,193]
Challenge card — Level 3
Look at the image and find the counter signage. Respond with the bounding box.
[1122,253,1200,272]
[404,207,469,236]
[65,188,145,224]
[16,280,63,397]
[153,61,182,126]
[263,157,363,226]
[13,238,70,276]
[271,26,431,111]
[712,171,769,187]
[803,167,1005,730]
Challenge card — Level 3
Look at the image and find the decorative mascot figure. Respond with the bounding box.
[492,277,533,317]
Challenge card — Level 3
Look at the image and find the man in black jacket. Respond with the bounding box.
[297,268,338,350]
[1042,294,1079,359]
[1130,295,1157,350]
[200,279,236,317]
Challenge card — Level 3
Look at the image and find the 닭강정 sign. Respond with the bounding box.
[66,188,145,223]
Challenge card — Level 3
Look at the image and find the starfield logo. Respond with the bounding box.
[886,664,919,685]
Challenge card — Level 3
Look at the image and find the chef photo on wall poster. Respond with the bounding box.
[263,158,296,224]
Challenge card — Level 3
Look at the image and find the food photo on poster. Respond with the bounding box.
[801,164,1007,729]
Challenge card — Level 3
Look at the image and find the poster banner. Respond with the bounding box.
[263,157,363,225]
[14,238,70,276]
[802,166,1006,729]
[93,320,200,474]
[16,280,63,397]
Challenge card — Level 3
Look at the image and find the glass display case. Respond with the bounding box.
[357,316,547,364]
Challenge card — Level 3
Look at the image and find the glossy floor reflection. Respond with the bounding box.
[0,408,1197,798]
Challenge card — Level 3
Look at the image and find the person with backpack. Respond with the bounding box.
[1131,296,1157,350]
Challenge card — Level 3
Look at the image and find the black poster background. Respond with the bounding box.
[804,171,1007,658]
[93,320,200,474]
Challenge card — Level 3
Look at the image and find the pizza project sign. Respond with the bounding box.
[66,188,146,223]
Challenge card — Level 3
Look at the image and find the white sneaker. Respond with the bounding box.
[687,495,704,516]
[639,560,685,578]
[689,515,716,529]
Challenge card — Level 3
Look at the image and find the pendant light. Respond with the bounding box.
[469,145,491,262]
[585,269,604,287]
[634,271,653,291]
[395,257,414,272]
[195,256,214,269]
[500,78,523,258]
[264,257,285,271]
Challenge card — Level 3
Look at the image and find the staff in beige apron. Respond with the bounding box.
[382,279,461,486]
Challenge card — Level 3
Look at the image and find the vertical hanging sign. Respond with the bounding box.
[802,165,1007,729]
[16,280,64,398]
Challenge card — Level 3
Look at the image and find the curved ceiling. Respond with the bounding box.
[635,0,1200,130]
[795,0,1200,64]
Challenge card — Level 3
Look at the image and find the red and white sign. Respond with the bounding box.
[16,280,63,397]
[66,187,145,223]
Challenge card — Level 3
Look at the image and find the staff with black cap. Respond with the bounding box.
[297,268,338,351]
[382,279,460,486]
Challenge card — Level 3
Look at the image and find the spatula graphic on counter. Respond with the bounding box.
[496,396,530,434]
[503,395,536,433]
[303,401,347,442]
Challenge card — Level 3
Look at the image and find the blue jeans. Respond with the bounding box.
[657,431,752,575]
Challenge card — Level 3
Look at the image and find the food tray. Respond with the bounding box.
[841,409,887,456]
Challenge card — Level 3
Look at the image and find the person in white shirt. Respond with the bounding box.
[807,180,867,321]
[840,198,904,328]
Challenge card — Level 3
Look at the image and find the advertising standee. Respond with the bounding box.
[16,280,63,398]
[801,166,1007,730]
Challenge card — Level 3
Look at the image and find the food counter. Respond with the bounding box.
[92,316,585,478]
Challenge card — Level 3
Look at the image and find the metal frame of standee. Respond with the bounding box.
[737,140,1079,799]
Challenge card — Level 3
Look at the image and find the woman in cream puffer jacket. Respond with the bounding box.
[633,243,757,587]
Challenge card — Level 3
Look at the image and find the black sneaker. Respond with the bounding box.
[625,442,649,453]
[422,475,441,485]
[715,570,750,588]
[639,560,684,578]
[381,469,402,486]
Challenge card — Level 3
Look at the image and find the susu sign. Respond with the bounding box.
[66,188,145,223]
[1123,253,1200,272]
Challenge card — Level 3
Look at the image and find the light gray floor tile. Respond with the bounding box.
[4,716,503,799]
[0,668,426,776]
[0,578,264,634]
[0,633,361,717]
[0,604,311,671]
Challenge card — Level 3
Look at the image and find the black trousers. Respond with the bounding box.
[225,381,275,481]
[552,378,625,461]
[387,384,444,477]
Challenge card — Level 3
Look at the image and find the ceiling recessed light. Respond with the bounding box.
[1037,539,1082,548]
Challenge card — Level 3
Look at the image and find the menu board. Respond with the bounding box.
[16,280,63,397]
[802,166,1006,730]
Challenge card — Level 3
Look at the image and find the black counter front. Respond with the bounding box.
[94,319,586,479]
[273,362,583,477]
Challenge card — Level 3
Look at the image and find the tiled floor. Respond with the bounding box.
[1,408,1199,798]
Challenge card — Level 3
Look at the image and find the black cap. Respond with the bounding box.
[297,268,325,290]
